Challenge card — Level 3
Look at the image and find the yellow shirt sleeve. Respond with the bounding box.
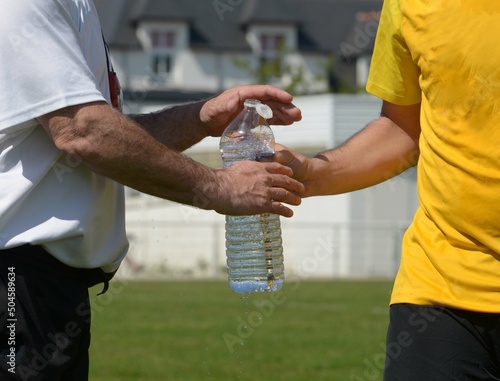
[366,0,421,105]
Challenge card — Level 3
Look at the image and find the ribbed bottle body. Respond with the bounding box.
[225,213,284,293]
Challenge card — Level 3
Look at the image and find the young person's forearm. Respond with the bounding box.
[305,115,420,196]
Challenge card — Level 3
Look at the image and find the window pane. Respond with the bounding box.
[166,31,175,47]
[152,54,173,74]
[151,31,176,48]
[152,31,160,47]
[260,35,268,51]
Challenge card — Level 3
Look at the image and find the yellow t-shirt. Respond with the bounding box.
[367,0,500,312]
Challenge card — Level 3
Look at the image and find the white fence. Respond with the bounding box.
[118,217,409,281]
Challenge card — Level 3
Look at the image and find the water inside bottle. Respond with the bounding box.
[225,214,283,293]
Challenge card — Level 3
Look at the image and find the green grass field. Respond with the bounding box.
[88,280,392,381]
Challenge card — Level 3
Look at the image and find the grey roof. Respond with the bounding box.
[94,0,382,55]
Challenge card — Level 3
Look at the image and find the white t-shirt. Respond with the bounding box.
[0,0,128,272]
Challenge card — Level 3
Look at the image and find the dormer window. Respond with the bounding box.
[259,32,285,79]
[151,30,177,76]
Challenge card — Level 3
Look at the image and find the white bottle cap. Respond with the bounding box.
[256,103,273,120]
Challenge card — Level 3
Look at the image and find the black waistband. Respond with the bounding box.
[0,244,116,294]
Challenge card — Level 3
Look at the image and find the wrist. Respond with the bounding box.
[192,168,226,212]
[184,100,208,135]
[304,156,338,197]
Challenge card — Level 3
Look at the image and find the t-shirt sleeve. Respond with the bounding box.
[0,0,106,132]
[366,0,422,105]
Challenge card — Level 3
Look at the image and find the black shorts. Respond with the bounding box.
[0,245,114,381]
[384,303,500,381]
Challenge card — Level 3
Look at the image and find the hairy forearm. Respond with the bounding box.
[41,102,219,207]
[129,101,209,151]
[304,115,420,196]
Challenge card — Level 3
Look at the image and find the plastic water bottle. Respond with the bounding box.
[219,99,284,293]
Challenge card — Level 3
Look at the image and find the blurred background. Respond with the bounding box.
[94,0,418,282]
